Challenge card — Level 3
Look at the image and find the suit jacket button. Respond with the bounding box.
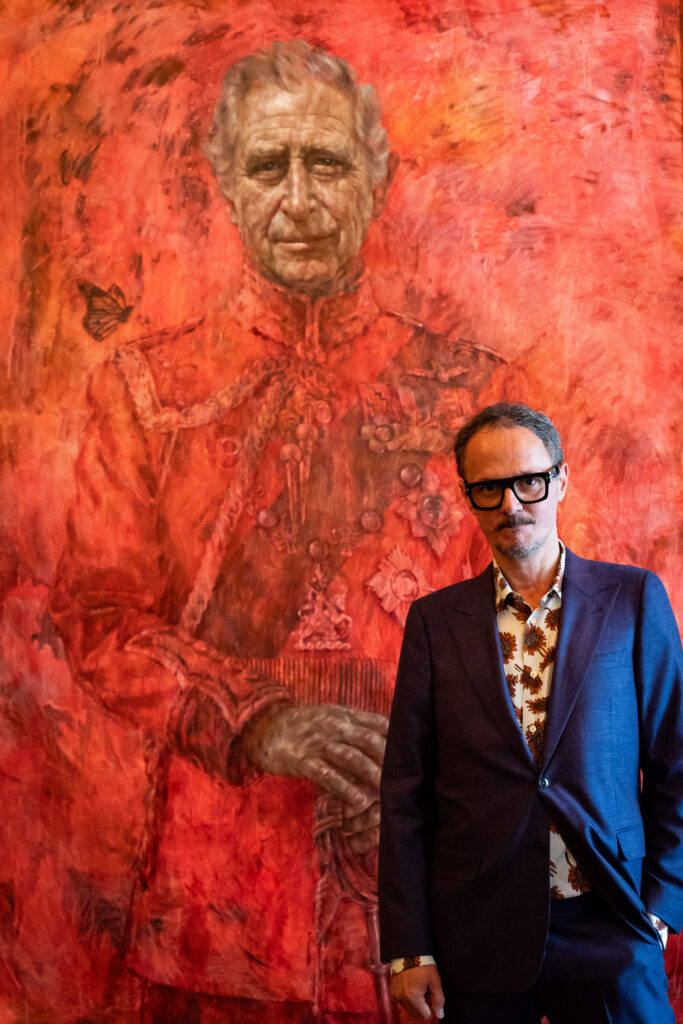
[538,776,550,790]
[532,840,545,852]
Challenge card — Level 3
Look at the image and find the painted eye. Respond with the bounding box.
[309,155,345,176]
[248,159,287,182]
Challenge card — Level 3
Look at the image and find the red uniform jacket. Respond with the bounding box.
[51,268,520,1009]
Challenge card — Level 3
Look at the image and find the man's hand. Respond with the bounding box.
[242,703,388,818]
[391,965,445,1021]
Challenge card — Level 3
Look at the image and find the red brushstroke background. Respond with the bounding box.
[0,0,681,1020]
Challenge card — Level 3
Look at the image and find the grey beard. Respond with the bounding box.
[495,515,540,559]
[499,539,542,559]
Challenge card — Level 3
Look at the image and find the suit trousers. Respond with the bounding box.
[442,892,674,1024]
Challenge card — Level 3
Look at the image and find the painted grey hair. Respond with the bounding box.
[205,39,390,189]
[454,402,564,479]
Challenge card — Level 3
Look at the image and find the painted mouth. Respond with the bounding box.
[274,235,335,249]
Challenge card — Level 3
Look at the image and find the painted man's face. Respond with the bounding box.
[223,79,382,296]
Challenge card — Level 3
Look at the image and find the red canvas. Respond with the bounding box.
[0,2,681,1021]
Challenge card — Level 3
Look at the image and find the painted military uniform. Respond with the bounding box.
[51,268,521,1016]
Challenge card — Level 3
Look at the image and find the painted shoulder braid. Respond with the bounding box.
[113,344,286,432]
[114,343,292,634]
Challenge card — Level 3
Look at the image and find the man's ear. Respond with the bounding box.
[557,462,569,502]
[458,477,472,510]
[371,150,400,218]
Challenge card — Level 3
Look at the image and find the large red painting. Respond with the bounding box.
[0,2,681,1022]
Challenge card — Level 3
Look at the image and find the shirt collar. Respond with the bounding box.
[493,541,566,611]
[229,258,380,362]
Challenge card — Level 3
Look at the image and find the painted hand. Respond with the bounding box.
[242,702,388,815]
[390,964,445,1021]
[343,799,381,853]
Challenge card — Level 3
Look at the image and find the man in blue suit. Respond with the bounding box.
[378,401,683,1023]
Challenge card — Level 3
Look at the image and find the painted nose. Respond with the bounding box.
[280,162,313,219]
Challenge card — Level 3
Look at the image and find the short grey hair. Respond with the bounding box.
[205,39,390,189]
[454,402,564,479]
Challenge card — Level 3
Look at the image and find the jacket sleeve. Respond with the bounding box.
[636,571,683,933]
[378,600,437,959]
[49,356,287,779]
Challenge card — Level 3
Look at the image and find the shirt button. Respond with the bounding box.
[528,724,537,733]
[538,776,550,790]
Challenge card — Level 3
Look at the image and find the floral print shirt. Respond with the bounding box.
[494,545,590,899]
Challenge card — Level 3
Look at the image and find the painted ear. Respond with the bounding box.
[372,150,400,218]
[225,201,239,228]
[217,176,239,226]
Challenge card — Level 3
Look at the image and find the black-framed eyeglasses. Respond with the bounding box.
[464,465,561,511]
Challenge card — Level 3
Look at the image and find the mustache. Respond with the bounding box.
[498,514,534,530]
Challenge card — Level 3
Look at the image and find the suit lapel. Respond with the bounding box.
[541,549,621,769]
[442,566,536,768]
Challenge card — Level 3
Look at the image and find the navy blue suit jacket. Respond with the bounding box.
[378,549,683,992]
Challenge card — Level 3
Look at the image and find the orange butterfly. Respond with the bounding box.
[78,281,133,341]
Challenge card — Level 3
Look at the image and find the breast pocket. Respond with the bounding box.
[591,648,628,668]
